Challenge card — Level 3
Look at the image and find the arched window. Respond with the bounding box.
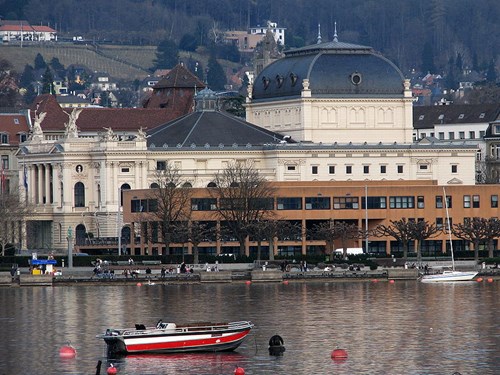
[207,182,217,187]
[75,224,86,246]
[230,181,239,187]
[120,183,131,206]
[182,182,192,188]
[74,182,85,207]
[150,182,160,189]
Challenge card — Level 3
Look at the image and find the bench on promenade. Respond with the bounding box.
[116,261,131,266]
[142,260,162,266]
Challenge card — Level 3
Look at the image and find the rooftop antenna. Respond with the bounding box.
[317,23,322,44]
[333,21,338,42]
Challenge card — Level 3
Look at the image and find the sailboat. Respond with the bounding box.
[420,187,478,283]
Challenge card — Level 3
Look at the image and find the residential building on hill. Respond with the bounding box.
[0,20,57,42]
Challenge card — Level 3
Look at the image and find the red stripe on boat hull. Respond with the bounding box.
[125,329,251,354]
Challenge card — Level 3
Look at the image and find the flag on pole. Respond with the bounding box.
[1,163,5,193]
[23,164,28,191]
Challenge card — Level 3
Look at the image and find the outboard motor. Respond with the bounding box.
[268,334,285,356]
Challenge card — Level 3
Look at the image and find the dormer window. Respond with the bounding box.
[479,113,485,119]
[14,118,19,124]
[276,74,284,88]
[262,76,270,89]
[0,133,8,144]
[290,73,298,86]
[418,115,424,120]
[438,114,444,120]
[458,114,464,119]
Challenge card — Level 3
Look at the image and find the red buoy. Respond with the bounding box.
[371,279,378,283]
[476,278,483,283]
[389,279,395,284]
[283,280,289,285]
[59,344,76,358]
[234,366,245,375]
[487,278,494,283]
[331,348,348,360]
[245,280,251,285]
[136,282,142,286]
[107,364,118,375]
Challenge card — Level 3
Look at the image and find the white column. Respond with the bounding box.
[44,164,51,204]
[37,164,43,204]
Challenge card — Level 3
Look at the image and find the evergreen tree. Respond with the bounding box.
[34,53,47,70]
[41,67,54,94]
[20,64,35,88]
[472,52,479,72]
[179,34,198,52]
[421,42,435,74]
[50,57,66,78]
[486,59,497,83]
[206,54,226,90]
[153,39,179,70]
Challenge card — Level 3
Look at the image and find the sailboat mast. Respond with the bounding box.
[443,187,455,271]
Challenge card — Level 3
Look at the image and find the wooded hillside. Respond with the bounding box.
[3,0,499,74]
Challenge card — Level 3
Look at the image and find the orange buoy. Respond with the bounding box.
[234,365,245,375]
[283,280,289,285]
[331,348,348,360]
[389,279,395,284]
[107,364,118,375]
[245,280,251,285]
[59,344,76,358]
[487,278,494,283]
[476,278,483,283]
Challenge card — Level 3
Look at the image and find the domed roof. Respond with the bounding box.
[252,40,405,101]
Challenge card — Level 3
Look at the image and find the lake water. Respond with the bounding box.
[0,280,498,375]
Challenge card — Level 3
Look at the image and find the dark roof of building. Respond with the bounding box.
[147,110,293,148]
[153,64,205,90]
[56,95,90,105]
[0,113,30,145]
[252,39,405,101]
[413,104,500,129]
[30,94,176,132]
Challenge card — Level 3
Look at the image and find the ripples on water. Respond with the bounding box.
[0,281,499,374]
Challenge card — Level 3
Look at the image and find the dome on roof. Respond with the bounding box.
[252,40,405,101]
[195,88,218,111]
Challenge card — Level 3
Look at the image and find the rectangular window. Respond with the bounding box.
[419,164,428,170]
[417,196,424,209]
[334,197,359,209]
[363,165,369,174]
[131,199,141,212]
[311,165,318,175]
[287,165,296,171]
[472,195,480,208]
[380,165,386,174]
[463,195,471,208]
[346,165,352,174]
[1,155,9,170]
[459,131,465,139]
[449,132,455,140]
[156,161,166,170]
[361,197,387,209]
[438,132,445,140]
[469,131,475,139]
[436,217,443,230]
[446,195,452,208]
[451,165,458,173]
[397,165,404,174]
[389,196,415,209]
[491,195,498,208]
[328,165,335,174]
[121,167,130,173]
[436,195,443,208]
[249,198,274,210]
[191,198,217,211]
[0,134,8,144]
[305,197,330,210]
[480,131,485,138]
[277,197,302,210]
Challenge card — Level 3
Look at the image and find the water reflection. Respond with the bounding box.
[0,281,499,374]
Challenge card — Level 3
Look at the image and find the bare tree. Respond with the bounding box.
[412,220,441,264]
[248,220,301,261]
[175,220,216,264]
[374,218,416,260]
[313,220,365,260]
[452,217,500,262]
[148,164,193,255]
[0,190,32,256]
[209,160,276,257]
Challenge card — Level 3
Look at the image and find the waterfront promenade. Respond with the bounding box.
[2,261,499,286]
